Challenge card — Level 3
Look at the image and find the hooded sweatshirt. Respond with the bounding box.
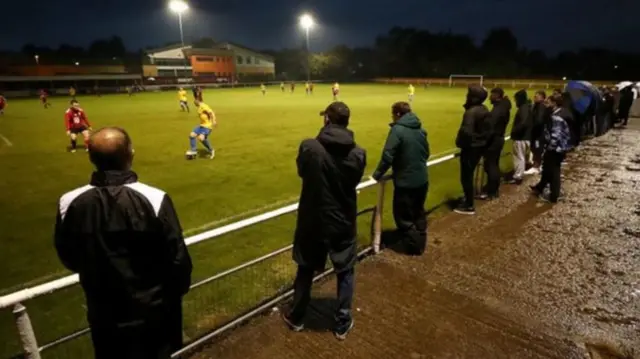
[372,112,430,188]
[487,96,512,150]
[510,89,533,141]
[456,85,490,149]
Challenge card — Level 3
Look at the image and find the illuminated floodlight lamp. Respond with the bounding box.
[299,14,314,30]
[169,0,188,14]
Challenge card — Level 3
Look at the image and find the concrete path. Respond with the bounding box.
[194,123,640,359]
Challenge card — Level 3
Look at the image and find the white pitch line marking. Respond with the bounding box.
[0,133,12,147]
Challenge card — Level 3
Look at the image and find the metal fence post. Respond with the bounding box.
[372,180,387,253]
[13,303,41,359]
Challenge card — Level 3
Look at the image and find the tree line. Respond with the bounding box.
[4,27,640,80]
[268,27,640,81]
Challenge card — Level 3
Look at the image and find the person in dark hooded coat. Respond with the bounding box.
[479,88,512,199]
[509,89,532,184]
[526,90,548,175]
[454,85,490,215]
[284,101,366,340]
[618,86,634,126]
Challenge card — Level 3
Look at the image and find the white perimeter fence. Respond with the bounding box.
[0,136,510,359]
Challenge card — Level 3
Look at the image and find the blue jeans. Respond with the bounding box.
[290,265,354,329]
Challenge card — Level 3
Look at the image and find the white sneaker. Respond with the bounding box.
[70,149,76,153]
[209,150,215,159]
[524,167,540,175]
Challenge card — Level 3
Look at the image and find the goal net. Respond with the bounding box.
[449,75,484,87]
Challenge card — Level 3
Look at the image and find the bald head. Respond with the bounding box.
[89,127,133,171]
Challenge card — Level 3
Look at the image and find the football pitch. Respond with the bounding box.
[0,83,516,356]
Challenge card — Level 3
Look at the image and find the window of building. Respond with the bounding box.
[237,56,243,64]
[246,56,252,64]
[255,58,260,65]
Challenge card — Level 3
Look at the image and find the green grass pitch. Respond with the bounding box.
[0,84,518,357]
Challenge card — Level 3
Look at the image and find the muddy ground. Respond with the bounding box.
[194,123,640,359]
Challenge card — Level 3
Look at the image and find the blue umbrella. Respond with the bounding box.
[565,80,602,114]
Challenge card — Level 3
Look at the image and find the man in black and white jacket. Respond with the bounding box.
[54,127,192,359]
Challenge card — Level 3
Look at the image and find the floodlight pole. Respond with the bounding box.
[178,12,188,80]
[305,27,311,83]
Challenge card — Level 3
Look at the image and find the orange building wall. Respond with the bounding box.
[143,65,159,77]
[7,65,127,76]
[190,55,235,77]
[236,66,275,75]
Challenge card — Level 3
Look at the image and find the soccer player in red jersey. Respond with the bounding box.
[64,100,92,152]
[40,89,51,108]
[0,94,6,115]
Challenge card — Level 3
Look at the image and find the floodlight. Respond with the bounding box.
[169,0,188,14]
[300,14,314,30]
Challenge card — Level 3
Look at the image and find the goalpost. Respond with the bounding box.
[448,74,484,88]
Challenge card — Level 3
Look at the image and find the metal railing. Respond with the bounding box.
[0,137,510,359]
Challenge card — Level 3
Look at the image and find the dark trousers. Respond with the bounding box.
[393,184,428,255]
[531,140,544,168]
[290,265,354,328]
[534,151,565,202]
[483,142,503,196]
[460,148,483,207]
[89,302,183,359]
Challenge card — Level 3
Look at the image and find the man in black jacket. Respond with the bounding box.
[55,127,192,359]
[509,89,532,185]
[454,85,490,215]
[526,90,547,175]
[284,102,366,340]
[479,88,511,199]
[372,102,430,255]
[618,86,634,127]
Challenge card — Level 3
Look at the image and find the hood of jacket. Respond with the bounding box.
[464,85,488,109]
[316,124,356,156]
[392,112,422,129]
[514,90,530,107]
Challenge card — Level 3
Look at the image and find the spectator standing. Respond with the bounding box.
[479,88,511,199]
[525,90,547,175]
[372,102,430,255]
[54,127,192,359]
[283,102,366,340]
[508,90,532,185]
[618,86,634,127]
[531,94,572,203]
[454,85,490,215]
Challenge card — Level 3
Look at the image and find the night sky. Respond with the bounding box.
[1,0,638,53]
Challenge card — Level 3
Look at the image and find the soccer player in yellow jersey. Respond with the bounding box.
[186,100,216,159]
[408,84,415,103]
[280,82,285,93]
[261,84,266,96]
[178,88,190,112]
[305,82,310,95]
[332,82,340,101]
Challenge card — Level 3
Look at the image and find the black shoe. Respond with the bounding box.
[506,178,523,185]
[477,193,499,200]
[281,312,304,332]
[454,205,476,215]
[334,319,354,341]
[530,185,542,195]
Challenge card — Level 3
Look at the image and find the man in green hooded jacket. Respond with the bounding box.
[372,102,430,255]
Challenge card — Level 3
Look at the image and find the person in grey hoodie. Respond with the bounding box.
[509,89,532,184]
